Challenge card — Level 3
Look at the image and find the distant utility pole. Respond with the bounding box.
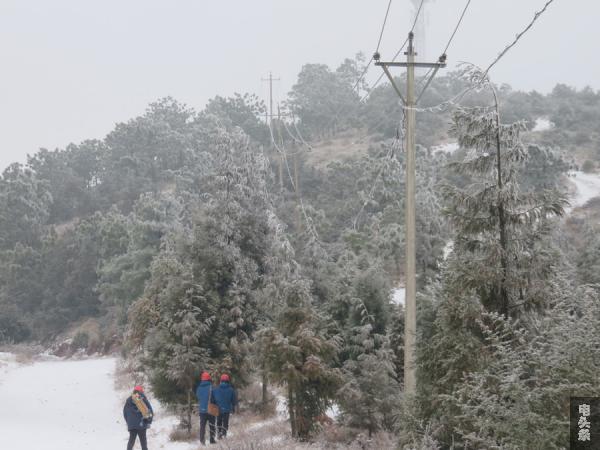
[262,72,280,124]
[375,32,446,396]
[262,72,283,190]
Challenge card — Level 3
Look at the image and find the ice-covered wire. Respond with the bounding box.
[323,0,401,132]
[405,0,557,114]
[292,116,313,151]
[352,113,404,230]
[268,120,320,241]
[376,0,394,54]
[480,0,556,81]
[361,0,425,104]
[443,0,473,55]
[415,0,473,93]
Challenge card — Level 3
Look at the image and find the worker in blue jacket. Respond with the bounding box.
[213,374,237,439]
[195,372,216,445]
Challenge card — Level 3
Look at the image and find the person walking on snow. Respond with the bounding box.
[195,371,217,445]
[123,385,154,450]
[213,374,237,439]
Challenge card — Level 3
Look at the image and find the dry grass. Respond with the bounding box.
[180,409,397,450]
[0,343,44,364]
[305,131,371,169]
[169,419,200,442]
[238,382,277,417]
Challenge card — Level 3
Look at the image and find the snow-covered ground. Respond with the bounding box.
[0,355,196,450]
[391,286,405,306]
[532,117,554,132]
[567,171,600,211]
[432,142,459,154]
[0,352,18,384]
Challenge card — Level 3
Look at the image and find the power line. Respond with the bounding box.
[480,0,556,81]
[360,0,473,137]
[361,0,426,103]
[376,0,394,54]
[267,120,320,241]
[442,0,473,55]
[352,113,404,230]
[405,0,558,114]
[410,0,426,33]
[322,0,401,134]
[414,0,472,96]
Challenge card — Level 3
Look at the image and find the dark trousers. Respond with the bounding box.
[199,413,216,444]
[127,429,148,450]
[217,412,230,438]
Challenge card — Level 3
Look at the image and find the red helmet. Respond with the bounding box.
[201,372,211,381]
[220,374,230,382]
[133,385,144,393]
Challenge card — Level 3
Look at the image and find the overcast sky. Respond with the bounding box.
[0,0,597,171]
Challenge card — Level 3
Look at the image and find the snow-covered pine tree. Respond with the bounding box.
[333,267,400,436]
[576,224,600,285]
[446,284,600,449]
[258,279,342,440]
[414,67,570,447]
[126,233,214,432]
[441,67,567,316]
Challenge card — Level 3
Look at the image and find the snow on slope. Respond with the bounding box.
[568,171,600,211]
[532,117,553,132]
[0,352,18,384]
[0,356,195,450]
[432,142,459,154]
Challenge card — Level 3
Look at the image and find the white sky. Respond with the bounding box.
[0,0,597,171]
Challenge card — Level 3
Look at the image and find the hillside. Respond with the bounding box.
[1,61,600,448]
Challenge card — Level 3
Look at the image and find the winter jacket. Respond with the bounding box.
[123,393,154,431]
[213,382,237,413]
[195,380,216,414]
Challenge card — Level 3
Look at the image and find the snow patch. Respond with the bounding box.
[432,142,459,154]
[532,117,553,132]
[391,286,405,306]
[567,171,600,211]
[326,403,340,420]
[276,394,288,418]
[443,241,454,260]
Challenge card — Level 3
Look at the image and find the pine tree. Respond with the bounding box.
[414,68,570,447]
[576,224,600,285]
[446,284,600,449]
[441,77,567,316]
[258,279,342,439]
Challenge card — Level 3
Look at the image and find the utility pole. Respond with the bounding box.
[375,32,446,396]
[262,72,283,190]
[262,72,280,125]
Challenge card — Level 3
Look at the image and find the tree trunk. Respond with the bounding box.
[186,388,192,435]
[492,88,510,317]
[288,384,297,438]
[261,368,269,416]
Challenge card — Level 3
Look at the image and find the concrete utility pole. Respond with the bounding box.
[375,32,446,396]
[262,72,283,190]
[262,72,280,125]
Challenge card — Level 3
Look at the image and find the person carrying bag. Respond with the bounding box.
[195,372,217,445]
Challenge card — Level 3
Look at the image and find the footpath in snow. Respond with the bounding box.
[0,357,125,450]
[0,353,296,450]
[0,356,197,450]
